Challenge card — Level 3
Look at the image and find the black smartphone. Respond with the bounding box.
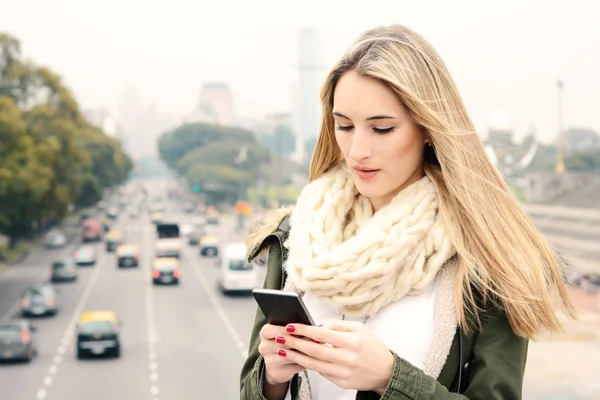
[252,288,316,326]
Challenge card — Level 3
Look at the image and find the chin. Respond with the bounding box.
[353,180,385,199]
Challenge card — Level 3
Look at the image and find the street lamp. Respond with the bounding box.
[555,79,566,174]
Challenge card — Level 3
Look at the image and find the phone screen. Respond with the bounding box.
[252,289,315,326]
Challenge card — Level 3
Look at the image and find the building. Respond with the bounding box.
[188,83,234,126]
[563,127,600,155]
[291,29,324,164]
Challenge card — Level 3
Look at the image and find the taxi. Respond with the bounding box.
[151,257,181,285]
[206,207,220,225]
[199,235,220,257]
[116,244,140,268]
[76,311,121,359]
[105,230,123,252]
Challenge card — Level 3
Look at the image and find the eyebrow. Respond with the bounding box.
[332,112,397,121]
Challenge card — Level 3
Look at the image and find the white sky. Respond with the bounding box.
[1,0,599,143]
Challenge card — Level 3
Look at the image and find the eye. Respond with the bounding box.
[373,127,394,134]
[336,125,353,132]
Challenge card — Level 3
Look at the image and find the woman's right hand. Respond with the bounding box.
[258,324,306,385]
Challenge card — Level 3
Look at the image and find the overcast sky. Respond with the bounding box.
[1,0,598,143]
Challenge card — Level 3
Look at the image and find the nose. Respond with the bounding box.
[347,128,373,161]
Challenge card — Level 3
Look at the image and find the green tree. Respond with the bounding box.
[0,96,53,238]
[0,31,132,239]
[158,122,257,169]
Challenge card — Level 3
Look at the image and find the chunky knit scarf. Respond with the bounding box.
[283,163,456,318]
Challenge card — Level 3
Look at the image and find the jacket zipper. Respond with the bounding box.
[457,331,463,393]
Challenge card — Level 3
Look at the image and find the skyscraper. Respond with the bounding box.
[188,83,235,126]
[292,29,324,164]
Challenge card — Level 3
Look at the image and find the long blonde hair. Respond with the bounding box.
[309,25,574,338]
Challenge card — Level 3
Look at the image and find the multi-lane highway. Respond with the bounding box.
[0,200,598,400]
[0,204,259,400]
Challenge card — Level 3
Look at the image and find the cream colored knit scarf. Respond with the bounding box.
[283,163,456,318]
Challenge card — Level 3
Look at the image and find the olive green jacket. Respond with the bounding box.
[240,210,528,400]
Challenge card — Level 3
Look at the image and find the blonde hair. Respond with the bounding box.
[309,25,574,338]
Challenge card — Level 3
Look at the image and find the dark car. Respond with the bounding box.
[151,258,181,285]
[76,311,121,359]
[20,285,58,317]
[51,259,78,283]
[187,227,205,246]
[0,320,37,362]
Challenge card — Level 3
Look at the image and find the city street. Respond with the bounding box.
[0,201,598,399]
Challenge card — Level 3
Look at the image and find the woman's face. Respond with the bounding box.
[333,70,427,211]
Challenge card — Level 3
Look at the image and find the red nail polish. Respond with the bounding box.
[286,325,296,333]
[276,336,286,344]
[277,349,287,357]
[318,324,323,327]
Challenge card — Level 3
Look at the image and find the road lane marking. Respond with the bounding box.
[143,217,161,400]
[183,249,248,359]
[1,301,21,321]
[33,243,103,400]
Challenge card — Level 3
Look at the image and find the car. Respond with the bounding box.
[116,244,140,268]
[199,235,220,257]
[216,243,260,294]
[183,202,195,213]
[81,219,102,242]
[187,228,205,246]
[76,311,121,359]
[20,285,58,317]
[51,259,78,283]
[105,230,123,252]
[150,211,164,225]
[151,258,181,285]
[73,245,97,266]
[0,320,37,362]
[106,207,119,220]
[206,207,220,225]
[45,229,67,249]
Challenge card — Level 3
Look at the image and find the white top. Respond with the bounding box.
[284,280,437,400]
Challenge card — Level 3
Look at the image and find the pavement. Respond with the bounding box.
[0,201,597,399]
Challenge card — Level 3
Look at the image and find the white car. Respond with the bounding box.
[216,243,261,294]
[45,230,67,249]
[73,245,97,266]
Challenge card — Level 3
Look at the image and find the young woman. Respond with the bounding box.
[240,24,573,400]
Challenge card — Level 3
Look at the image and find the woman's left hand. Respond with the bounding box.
[278,321,395,394]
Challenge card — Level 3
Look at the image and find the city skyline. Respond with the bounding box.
[2,0,599,146]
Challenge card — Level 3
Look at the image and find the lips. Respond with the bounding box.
[352,166,380,180]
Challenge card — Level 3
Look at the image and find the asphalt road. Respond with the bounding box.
[0,205,258,400]
[0,200,598,400]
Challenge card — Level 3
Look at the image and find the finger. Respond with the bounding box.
[287,323,355,348]
[260,324,288,340]
[283,334,353,365]
[281,348,339,376]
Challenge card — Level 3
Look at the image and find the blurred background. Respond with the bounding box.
[0,0,598,399]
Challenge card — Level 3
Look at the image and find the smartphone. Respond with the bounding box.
[252,288,316,326]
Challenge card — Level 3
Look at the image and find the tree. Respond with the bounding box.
[0,96,53,238]
[0,31,132,240]
[158,122,257,169]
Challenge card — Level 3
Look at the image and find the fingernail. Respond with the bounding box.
[286,325,296,333]
[318,324,323,327]
[277,349,287,357]
[276,336,286,344]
